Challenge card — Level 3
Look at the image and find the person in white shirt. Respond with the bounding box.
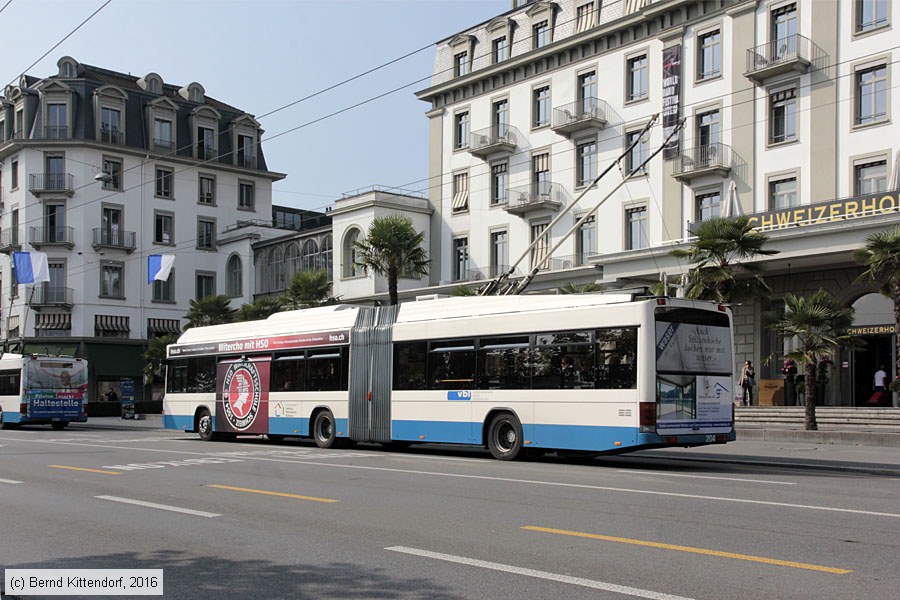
[874,366,887,391]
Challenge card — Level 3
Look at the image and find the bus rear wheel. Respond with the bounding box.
[51,421,68,431]
[312,410,338,449]
[487,413,523,461]
[197,409,215,442]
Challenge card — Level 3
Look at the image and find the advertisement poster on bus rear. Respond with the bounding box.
[216,357,270,435]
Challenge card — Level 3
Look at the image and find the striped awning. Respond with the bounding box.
[35,313,71,330]
[147,318,181,335]
[7,315,19,332]
[95,314,130,332]
[451,173,469,211]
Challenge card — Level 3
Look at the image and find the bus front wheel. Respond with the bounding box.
[487,413,523,461]
[312,410,337,449]
[51,421,68,431]
[197,410,215,442]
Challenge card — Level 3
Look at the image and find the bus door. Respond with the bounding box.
[349,306,396,443]
[216,355,271,436]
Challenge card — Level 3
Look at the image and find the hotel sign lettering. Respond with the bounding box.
[848,325,895,336]
[747,191,900,230]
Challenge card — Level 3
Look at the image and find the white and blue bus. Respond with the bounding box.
[0,354,89,430]
[163,295,735,459]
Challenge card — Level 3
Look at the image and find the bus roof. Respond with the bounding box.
[395,294,637,324]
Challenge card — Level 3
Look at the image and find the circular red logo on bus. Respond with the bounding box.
[221,361,261,431]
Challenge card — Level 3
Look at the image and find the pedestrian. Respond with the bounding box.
[873,365,887,391]
[739,360,755,406]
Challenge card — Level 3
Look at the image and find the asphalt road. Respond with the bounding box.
[1,425,898,600]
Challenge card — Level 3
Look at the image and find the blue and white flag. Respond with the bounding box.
[148,254,175,283]
[12,251,50,284]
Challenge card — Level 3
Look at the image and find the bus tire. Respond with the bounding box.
[312,410,337,449]
[197,409,215,442]
[487,413,523,461]
[51,421,68,431]
[267,434,285,443]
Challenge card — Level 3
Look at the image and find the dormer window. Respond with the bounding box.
[154,118,173,151]
[237,134,254,168]
[533,21,550,48]
[62,63,74,77]
[526,1,557,50]
[57,56,78,78]
[139,73,164,95]
[149,79,161,94]
[448,35,476,79]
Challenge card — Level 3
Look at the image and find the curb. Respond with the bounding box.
[736,427,900,448]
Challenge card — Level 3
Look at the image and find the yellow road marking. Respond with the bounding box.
[206,484,339,503]
[49,465,122,475]
[522,526,852,574]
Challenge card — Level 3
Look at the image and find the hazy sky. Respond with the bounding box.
[0,0,509,212]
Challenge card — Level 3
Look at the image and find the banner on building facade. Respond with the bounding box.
[747,190,900,230]
[662,44,681,160]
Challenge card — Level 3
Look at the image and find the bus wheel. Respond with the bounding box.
[267,434,285,443]
[487,413,523,461]
[312,410,337,449]
[197,410,215,442]
[51,421,68,431]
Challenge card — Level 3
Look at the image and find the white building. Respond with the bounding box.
[0,57,285,404]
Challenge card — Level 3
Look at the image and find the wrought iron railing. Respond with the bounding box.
[543,253,596,270]
[30,226,75,245]
[507,181,567,210]
[30,286,74,306]
[92,228,136,249]
[745,34,812,73]
[237,154,257,168]
[198,145,217,161]
[551,97,608,129]
[100,128,124,145]
[671,143,732,176]
[468,125,520,153]
[0,229,21,248]
[29,173,75,193]
[153,138,175,152]
[44,126,68,139]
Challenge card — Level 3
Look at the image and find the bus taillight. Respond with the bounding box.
[639,402,656,433]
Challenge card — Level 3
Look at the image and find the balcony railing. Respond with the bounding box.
[30,286,74,308]
[237,154,257,168]
[671,142,732,181]
[0,229,22,251]
[745,34,813,82]
[92,228,136,252]
[198,145,217,161]
[44,126,68,139]
[153,138,175,152]
[100,128,124,145]
[468,125,520,159]
[551,97,608,136]
[460,265,523,283]
[543,253,596,270]
[506,181,567,215]
[30,226,75,248]
[29,173,75,196]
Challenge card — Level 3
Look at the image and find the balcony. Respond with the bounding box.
[29,173,75,196]
[506,182,566,216]
[468,125,520,159]
[745,34,813,83]
[30,226,75,249]
[543,253,596,270]
[551,98,608,137]
[153,138,175,153]
[43,126,68,140]
[30,286,75,309]
[0,229,22,253]
[100,128,124,145]
[198,145,217,161]
[237,154,258,169]
[92,228,136,252]
[671,143,732,182]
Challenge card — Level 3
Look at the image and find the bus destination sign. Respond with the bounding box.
[168,329,351,358]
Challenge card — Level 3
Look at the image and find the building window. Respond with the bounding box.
[239,182,255,210]
[490,230,508,277]
[493,99,509,137]
[452,172,469,213]
[696,109,720,148]
[577,214,596,265]
[533,152,550,195]
[46,103,67,139]
[100,207,123,247]
[772,3,797,47]
[343,228,363,278]
[226,255,242,297]
[100,262,124,298]
[769,176,797,209]
[491,162,508,205]
[14,109,24,139]
[155,167,173,198]
[626,207,648,250]
[195,272,215,299]
[453,237,469,281]
[855,160,887,195]
[576,139,597,187]
[579,71,597,112]
[625,129,648,176]
[533,20,550,49]
[626,54,648,102]
[697,29,722,80]
[769,88,797,144]
[197,219,215,250]
[152,271,174,302]
[102,158,122,190]
[533,85,550,127]
[856,0,889,33]
[197,126,215,160]
[454,52,469,77]
[696,191,721,221]
[100,107,121,144]
[11,159,18,189]
[154,212,173,245]
[454,111,469,150]
[237,134,254,167]
[199,175,215,205]
[530,221,550,269]
[855,64,887,126]
[575,3,594,33]
[153,118,173,151]
[493,37,509,63]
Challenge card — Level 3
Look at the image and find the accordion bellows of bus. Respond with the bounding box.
[0,354,89,430]
[163,295,735,459]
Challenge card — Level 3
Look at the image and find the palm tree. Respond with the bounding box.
[853,225,900,386]
[283,269,335,309]
[671,216,779,303]
[142,333,178,385]
[185,294,237,329]
[451,285,478,297]
[354,215,430,305]
[237,296,285,322]
[558,282,601,294]
[766,289,854,430]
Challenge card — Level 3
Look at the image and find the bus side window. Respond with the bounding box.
[394,342,427,390]
[429,345,476,390]
[594,327,638,389]
[308,350,342,392]
[0,369,20,395]
[167,360,188,393]
[273,354,305,392]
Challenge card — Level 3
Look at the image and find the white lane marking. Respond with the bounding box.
[0,478,23,484]
[96,495,219,518]
[616,470,797,485]
[386,546,695,600]
[6,437,900,519]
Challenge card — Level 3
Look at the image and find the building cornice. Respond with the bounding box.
[329,198,433,217]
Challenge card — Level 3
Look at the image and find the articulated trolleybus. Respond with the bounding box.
[0,354,89,430]
[163,295,735,459]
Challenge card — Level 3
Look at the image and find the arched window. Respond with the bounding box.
[226,254,242,297]
[302,239,319,271]
[254,249,268,294]
[321,235,333,280]
[271,247,285,291]
[343,228,362,278]
[285,242,301,279]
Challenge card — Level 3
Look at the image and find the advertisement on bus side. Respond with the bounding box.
[215,357,270,435]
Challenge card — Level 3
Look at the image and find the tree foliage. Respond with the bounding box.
[185,294,237,329]
[557,282,601,294]
[237,295,286,322]
[283,269,336,309]
[354,215,430,305]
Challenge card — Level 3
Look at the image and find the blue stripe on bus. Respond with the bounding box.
[2,411,22,424]
[267,417,350,439]
[164,414,194,431]
[392,420,475,444]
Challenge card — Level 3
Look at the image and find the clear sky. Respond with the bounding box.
[0,0,509,212]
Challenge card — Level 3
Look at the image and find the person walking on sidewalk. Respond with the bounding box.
[874,365,887,391]
[739,361,756,406]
